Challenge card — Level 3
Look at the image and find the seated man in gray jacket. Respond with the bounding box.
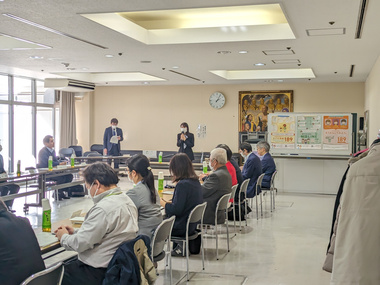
[200,148,232,225]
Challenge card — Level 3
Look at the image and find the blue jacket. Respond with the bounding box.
[242,153,262,198]
[103,235,153,285]
[103,127,123,154]
[37,147,60,168]
[261,153,276,188]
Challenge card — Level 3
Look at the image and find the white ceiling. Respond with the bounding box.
[0,0,379,86]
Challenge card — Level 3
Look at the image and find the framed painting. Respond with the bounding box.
[239,90,294,132]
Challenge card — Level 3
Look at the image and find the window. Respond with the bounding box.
[14,77,33,103]
[0,75,9,101]
[36,80,55,104]
[14,105,34,170]
[0,104,9,171]
[36,107,54,154]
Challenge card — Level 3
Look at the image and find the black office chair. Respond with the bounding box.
[90,144,104,155]
[59,148,74,159]
[69,145,83,157]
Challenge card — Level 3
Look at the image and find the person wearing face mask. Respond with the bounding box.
[55,162,138,285]
[177,122,195,161]
[239,142,262,198]
[256,141,276,188]
[200,148,232,225]
[0,144,20,212]
[103,118,124,169]
[125,154,162,240]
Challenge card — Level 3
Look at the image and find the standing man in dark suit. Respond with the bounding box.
[0,199,46,285]
[240,142,262,198]
[256,141,276,188]
[199,148,232,224]
[103,118,123,169]
[0,144,20,212]
[37,135,73,200]
[177,122,195,161]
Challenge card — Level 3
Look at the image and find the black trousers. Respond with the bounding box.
[0,184,20,208]
[47,173,73,198]
[62,258,107,285]
[108,145,120,169]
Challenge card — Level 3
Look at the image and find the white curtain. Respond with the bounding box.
[59,91,77,148]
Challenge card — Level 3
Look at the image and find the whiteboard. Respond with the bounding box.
[267,113,354,156]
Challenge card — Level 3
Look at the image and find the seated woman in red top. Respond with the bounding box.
[216,144,237,186]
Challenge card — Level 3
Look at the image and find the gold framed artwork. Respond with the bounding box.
[239,90,294,132]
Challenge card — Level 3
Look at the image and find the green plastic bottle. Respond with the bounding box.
[48,156,53,171]
[42,198,51,233]
[17,160,21,177]
[71,153,75,168]
[203,160,208,174]
[158,171,164,197]
[158,152,163,164]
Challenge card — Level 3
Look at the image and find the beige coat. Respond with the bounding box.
[331,143,380,284]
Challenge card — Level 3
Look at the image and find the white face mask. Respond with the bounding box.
[88,181,99,200]
[127,171,134,183]
[240,152,247,159]
[112,125,117,130]
[180,127,187,133]
[209,160,214,171]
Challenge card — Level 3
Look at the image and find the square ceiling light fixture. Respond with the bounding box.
[81,4,295,45]
[0,33,50,50]
[210,68,315,80]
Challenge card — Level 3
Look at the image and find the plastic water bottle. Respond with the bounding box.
[158,152,163,164]
[71,153,75,168]
[17,160,21,177]
[203,160,208,174]
[42,198,51,232]
[158,172,164,197]
[48,156,53,171]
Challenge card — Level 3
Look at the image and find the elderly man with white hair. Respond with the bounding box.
[200,148,232,224]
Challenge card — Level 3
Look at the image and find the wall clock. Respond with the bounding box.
[209,92,226,109]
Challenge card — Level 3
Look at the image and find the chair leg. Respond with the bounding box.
[233,204,236,235]
[270,189,273,212]
[260,192,263,217]
[239,202,242,231]
[186,239,190,281]
[273,188,276,209]
[244,200,248,226]
[216,224,219,260]
[226,219,230,252]
[201,230,205,270]
[256,193,259,220]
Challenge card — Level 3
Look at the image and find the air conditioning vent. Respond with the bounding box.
[44,78,95,92]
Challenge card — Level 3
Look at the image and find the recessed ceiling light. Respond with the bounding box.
[254,63,266,66]
[105,54,114,58]
[172,66,179,69]
[29,55,43,59]
[217,51,231,55]
[82,67,89,70]
[143,81,149,85]
[277,79,284,82]
[239,51,248,54]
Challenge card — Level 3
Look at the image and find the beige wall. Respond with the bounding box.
[79,82,364,153]
[365,55,380,142]
[75,92,92,152]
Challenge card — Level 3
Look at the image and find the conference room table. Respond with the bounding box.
[74,155,130,165]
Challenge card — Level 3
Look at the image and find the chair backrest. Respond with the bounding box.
[270,170,278,188]
[59,148,74,159]
[83,151,101,157]
[151,216,176,259]
[188,202,207,224]
[90,144,104,155]
[69,145,83,157]
[238,179,250,202]
[230,184,238,202]
[215,193,232,224]
[20,262,64,285]
[256,173,265,192]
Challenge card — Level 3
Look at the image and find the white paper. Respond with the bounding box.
[110,135,118,144]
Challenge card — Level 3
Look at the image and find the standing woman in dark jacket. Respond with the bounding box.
[177,122,195,161]
[160,154,202,255]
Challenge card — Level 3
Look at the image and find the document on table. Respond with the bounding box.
[35,232,59,248]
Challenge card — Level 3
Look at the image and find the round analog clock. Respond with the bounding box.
[209,92,226,109]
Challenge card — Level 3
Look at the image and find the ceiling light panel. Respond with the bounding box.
[53,72,166,83]
[263,49,295,55]
[0,33,50,50]
[272,59,300,64]
[81,4,296,45]
[306,28,345,36]
[210,68,315,80]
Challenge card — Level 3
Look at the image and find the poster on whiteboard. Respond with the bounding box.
[323,115,349,150]
[296,115,322,149]
[270,115,296,149]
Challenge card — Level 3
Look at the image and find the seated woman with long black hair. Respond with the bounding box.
[160,153,203,256]
[126,154,162,240]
